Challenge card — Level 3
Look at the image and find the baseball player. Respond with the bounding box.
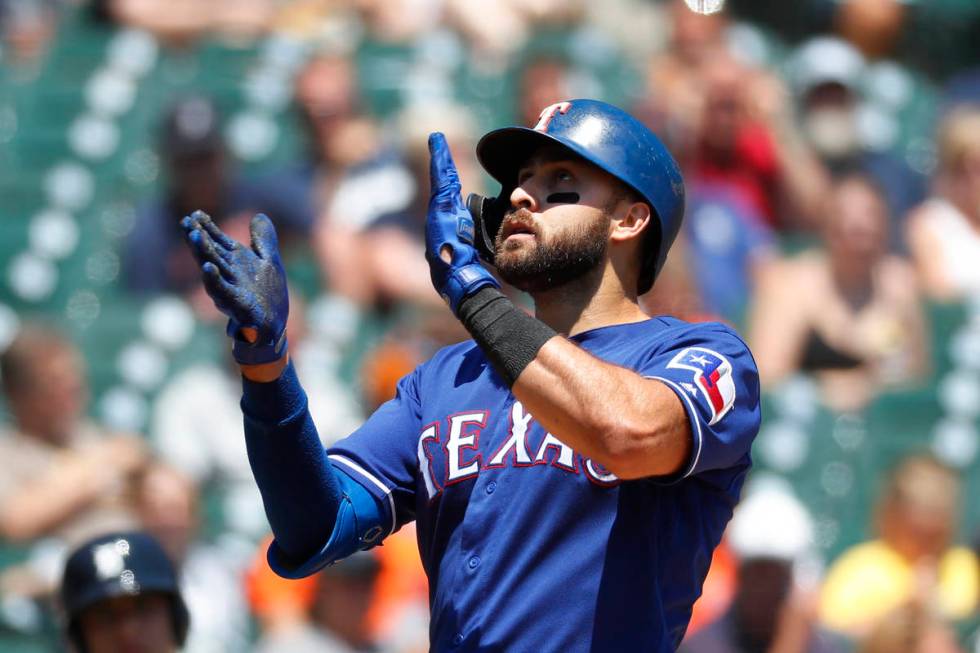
[182,99,760,651]
[60,531,190,653]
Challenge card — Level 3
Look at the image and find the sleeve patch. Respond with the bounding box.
[666,346,736,425]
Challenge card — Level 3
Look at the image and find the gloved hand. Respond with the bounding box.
[426,132,500,314]
[181,210,289,365]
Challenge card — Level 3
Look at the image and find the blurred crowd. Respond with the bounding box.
[2,0,980,651]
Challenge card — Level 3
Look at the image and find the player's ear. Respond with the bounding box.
[610,201,651,245]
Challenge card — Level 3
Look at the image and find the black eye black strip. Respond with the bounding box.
[546,192,580,204]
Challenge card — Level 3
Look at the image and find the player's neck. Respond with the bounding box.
[532,267,648,336]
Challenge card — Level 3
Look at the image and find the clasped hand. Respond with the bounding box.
[181,210,289,365]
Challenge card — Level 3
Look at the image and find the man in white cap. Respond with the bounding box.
[680,482,844,653]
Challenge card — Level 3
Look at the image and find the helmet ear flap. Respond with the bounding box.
[466,191,509,265]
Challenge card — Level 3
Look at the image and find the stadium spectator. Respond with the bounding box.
[246,526,428,653]
[642,2,830,231]
[749,173,927,412]
[0,0,57,67]
[680,482,843,653]
[355,0,442,46]
[121,96,252,295]
[819,455,979,638]
[678,181,775,324]
[0,326,143,546]
[907,106,980,301]
[253,550,382,653]
[641,0,730,158]
[637,232,713,323]
[790,36,926,246]
[90,0,273,46]
[59,531,189,653]
[134,463,250,653]
[690,54,830,231]
[858,602,965,653]
[445,0,585,57]
[245,533,320,646]
[833,0,907,61]
[280,51,413,305]
[517,55,575,128]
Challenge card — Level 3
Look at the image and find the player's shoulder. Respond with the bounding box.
[647,315,752,350]
[645,317,760,386]
[427,338,482,362]
[416,338,487,377]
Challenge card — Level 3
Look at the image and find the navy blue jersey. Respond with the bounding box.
[280,316,759,651]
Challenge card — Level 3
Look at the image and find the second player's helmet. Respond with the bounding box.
[60,531,190,653]
[470,98,685,294]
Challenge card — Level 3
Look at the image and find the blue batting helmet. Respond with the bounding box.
[469,98,685,294]
[60,531,189,652]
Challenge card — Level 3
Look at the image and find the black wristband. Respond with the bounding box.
[457,287,557,386]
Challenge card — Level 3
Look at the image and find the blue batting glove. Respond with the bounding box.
[181,210,289,365]
[426,132,499,314]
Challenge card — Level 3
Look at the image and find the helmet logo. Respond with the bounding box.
[92,540,130,580]
[533,102,572,132]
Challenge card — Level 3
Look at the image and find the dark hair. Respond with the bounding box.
[607,182,660,295]
[0,326,73,398]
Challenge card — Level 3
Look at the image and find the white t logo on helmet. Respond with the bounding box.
[533,102,572,132]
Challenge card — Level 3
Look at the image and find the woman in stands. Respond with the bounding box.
[748,173,928,411]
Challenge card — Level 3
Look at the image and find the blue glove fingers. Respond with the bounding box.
[195,210,240,254]
[185,228,217,268]
[201,262,246,318]
[249,214,280,260]
[186,228,234,287]
[194,229,237,281]
[428,132,460,196]
[180,214,196,235]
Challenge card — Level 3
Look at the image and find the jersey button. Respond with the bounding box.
[452,633,464,646]
[467,555,480,570]
[486,481,497,494]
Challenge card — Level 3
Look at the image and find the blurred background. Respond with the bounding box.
[0,0,979,651]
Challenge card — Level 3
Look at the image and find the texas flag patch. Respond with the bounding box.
[667,347,736,425]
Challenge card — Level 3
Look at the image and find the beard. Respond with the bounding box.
[493,208,609,293]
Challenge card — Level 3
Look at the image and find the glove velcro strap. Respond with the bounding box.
[231,329,288,365]
[443,263,500,314]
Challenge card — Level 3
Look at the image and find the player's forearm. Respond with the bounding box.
[513,337,690,479]
[240,361,343,562]
[457,288,689,479]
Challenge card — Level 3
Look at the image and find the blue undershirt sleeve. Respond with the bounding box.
[240,360,388,572]
[267,463,388,579]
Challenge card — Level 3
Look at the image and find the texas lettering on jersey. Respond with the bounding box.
[414,344,738,499]
[321,317,759,652]
[417,400,618,499]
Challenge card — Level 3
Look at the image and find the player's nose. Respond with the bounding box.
[509,184,539,213]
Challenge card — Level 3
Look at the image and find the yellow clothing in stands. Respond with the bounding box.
[820,540,979,635]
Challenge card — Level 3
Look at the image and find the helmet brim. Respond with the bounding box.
[476,126,592,189]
